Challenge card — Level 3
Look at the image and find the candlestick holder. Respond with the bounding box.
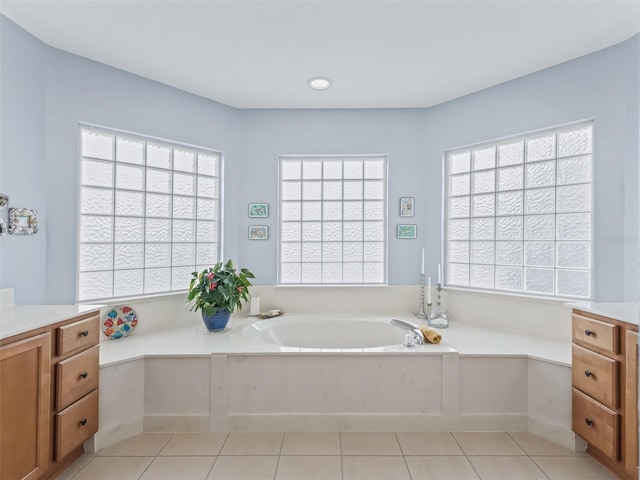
[415,274,427,319]
[428,283,449,328]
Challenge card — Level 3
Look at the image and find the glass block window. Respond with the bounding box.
[445,122,592,298]
[279,156,387,285]
[77,126,221,301]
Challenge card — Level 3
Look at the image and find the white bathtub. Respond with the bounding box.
[96,314,575,451]
[242,315,405,349]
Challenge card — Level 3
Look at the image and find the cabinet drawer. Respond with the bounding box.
[572,344,618,409]
[57,316,99,356]
[572,314,618,354]
[55,389,98,461]
[56,345,99,410]
[572,388,618,460]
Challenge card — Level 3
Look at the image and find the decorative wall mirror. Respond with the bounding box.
[9,208,38,235]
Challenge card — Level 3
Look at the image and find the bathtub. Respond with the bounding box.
[96,313,574,451]
[242,315,407,349]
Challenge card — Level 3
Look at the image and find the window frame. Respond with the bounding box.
[443,121,594,299]
[75,123,223,302]
[277,154,389,286]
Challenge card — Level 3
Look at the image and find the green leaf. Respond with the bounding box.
[186,260,255,312]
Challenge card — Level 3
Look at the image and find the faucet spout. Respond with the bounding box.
[390,319,426,345]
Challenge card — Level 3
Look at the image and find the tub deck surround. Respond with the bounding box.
[99,314,570,367]
[94,313,578,457]
[100,314,456,367]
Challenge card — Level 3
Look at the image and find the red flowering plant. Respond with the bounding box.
[187,260,255,316]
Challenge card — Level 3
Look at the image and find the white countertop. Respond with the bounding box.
[0,304,102,340]
[99,314,571,368]
[0,304,571,367]
[567,302,640,326]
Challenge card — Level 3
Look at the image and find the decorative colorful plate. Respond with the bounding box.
[102,305,138,339]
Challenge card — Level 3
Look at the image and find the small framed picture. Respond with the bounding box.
[249,225,269,240]
[249,203,269,218]
[399,197,414,217]
[397,224,417,239]
[8,208,38,235]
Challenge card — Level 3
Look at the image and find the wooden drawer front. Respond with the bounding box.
[572,388,618,460]
[55,389,98,461]
[57,316,99,356]
[572,314,618,354]
[572,344,618,409]
[56,345,99,410]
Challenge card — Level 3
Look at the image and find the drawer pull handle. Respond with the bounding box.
[584,370,592,377]
[80,330,89,337]
[79,418,87,426]
[80,372,88,379]
[585,418,593,426]
[584,329,593,336]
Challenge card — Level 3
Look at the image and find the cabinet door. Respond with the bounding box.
[625,330,638,477]
[0,333,51,480]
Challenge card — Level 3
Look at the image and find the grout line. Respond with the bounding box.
[396,432,414,480]
[450,432,484,480]
[156,432,175,457]
[135,432,175,479]
[450,432,467,455]
[528,455,553,480]
[272,432,286,480]
[135,456,156,480]
[204,456,217,479]
[463,455,483,480]
[504,432,528,456]
[62,454,95,480]
[216,432,231,456]
[340,432,344,480]
[205,432,230,478]
[505,432,552,480]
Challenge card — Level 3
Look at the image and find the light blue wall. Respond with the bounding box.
[0,17,47,304]
[236,37,639,300]
[237,109,429,284]
[423,37,639,302]
[43,47,242,304]
[1,14,637,303]
[0,15,242,304]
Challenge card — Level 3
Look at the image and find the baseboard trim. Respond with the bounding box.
[528,415,583,451]
[92,418,143,451]
[144,415,210,432]
[450,414,528,432]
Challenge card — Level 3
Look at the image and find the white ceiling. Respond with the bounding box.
[1,0,639,109]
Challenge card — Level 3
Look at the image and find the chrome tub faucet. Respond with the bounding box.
[391,319,426,347]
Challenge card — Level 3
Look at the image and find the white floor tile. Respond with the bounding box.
[139,456,215,480]
[341,432,402,455]
[275,455,341,480]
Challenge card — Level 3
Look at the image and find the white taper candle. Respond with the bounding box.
[438,264,442,285]
[421,248,425,275]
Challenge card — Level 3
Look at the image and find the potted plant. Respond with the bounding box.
[187,260,255,332]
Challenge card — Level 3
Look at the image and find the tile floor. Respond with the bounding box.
[55,431,618,480]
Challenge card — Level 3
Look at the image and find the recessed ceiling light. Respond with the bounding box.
[308,77,331,90]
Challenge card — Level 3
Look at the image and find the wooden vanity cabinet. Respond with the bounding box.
[0,333,51,480]
[624,330,638,477]
[571,309,638,480]
[0,311,100,480]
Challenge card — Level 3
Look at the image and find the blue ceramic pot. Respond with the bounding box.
[201,308,231,332]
